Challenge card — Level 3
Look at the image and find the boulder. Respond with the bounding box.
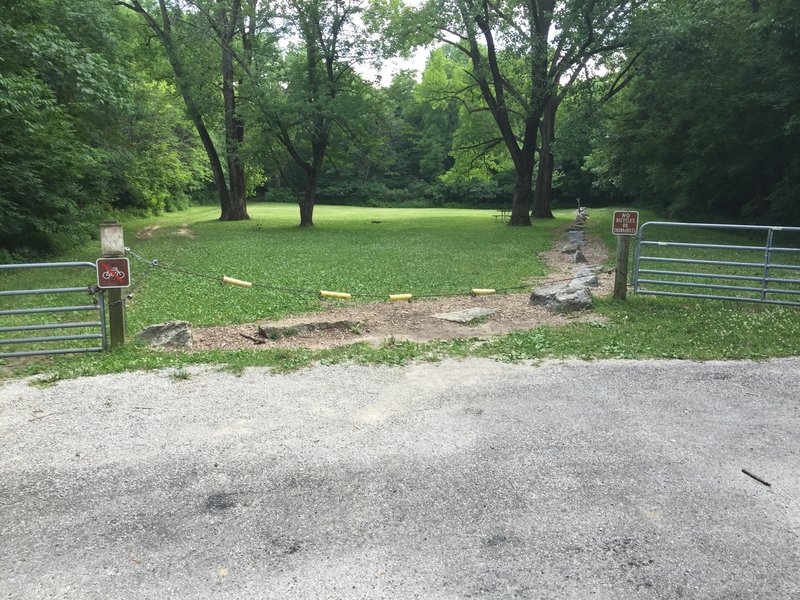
[572,249,588,264]
[137,321,192,348]
[570,274,599,288]
[567,230,585,245]
[574,265,605,277]
[530,283,592,312]
[433,308,498,324]
[561,242,581,254]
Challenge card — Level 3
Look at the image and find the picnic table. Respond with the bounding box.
[494,209,510,222]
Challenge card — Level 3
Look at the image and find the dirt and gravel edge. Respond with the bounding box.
[189,221,612,351]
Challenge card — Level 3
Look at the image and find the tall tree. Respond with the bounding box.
[238,0,372,226]
[118,0,249,220]
[389,0,641,224]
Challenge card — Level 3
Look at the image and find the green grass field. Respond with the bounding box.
[2,203,800,381]
[1,203,563,332]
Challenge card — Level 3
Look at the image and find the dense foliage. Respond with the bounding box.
[0,0,208,259]
[1,0,798,259]
[584,0,800,223]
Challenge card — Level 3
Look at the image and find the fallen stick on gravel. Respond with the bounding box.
[28,412,62,422]
[239,333,266,345]
[742,469,771,487]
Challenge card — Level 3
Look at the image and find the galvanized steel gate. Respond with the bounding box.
[0,262,107,358]
[633,222,800,306]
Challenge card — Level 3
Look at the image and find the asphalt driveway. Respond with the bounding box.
[1,357,798,599]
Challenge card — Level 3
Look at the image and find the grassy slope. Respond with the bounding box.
[2,204,800,381]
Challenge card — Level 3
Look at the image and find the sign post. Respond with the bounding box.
[99,220,127,348]
[612,211,639,300]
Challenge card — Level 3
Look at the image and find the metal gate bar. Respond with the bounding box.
[636,270,800,284]
[0,322,103,333]
[633,222,800,306]
[1,286,97,296]
[0,261,107,358]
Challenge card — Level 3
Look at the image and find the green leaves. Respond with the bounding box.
[587,0,800,225]
[0,0,211,258]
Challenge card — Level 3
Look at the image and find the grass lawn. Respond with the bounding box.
[1,203,563,333]
[122,203,564,328]
[2,203,800,381]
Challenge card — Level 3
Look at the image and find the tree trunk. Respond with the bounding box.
[190,111,232,216]
[165,45,234,220]
[532,99,557,219]
[299,160,320,227]
[299,186,316,227]
[220,3,248,221]
[122,2,243,222]
[509,162,534,226]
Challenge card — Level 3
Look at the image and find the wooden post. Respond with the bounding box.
[614,235,631,300]
[106,288,125,349]
[100,220,125,348]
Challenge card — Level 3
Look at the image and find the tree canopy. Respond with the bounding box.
[1,0,798,258]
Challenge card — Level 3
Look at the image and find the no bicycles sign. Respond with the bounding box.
[612,211,639,236]
[96,257,131,289]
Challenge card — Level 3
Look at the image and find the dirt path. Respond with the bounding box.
[191,224,612,351]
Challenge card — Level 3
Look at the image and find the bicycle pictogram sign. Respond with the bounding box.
[96,257,131,289]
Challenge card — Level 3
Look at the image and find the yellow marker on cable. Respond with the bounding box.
[319,290,351,300]
[471,288,496,296]
[388,294,413,302]
[222,275,252,288]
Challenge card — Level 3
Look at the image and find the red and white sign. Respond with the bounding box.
[96,257,131,289]
[612,211,639,236]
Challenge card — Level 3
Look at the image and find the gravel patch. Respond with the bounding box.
[1,357,799,599]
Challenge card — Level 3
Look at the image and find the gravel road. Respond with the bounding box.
[1,357,799,599]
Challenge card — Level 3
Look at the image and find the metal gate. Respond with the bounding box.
[633,222,800,306]
[0,262,107,358]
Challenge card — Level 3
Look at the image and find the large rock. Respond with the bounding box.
[572,249,588,264]
[530,283,592,312]
[561,242,581,254]
[570,274,599,288]
[567,230,585,245]
[433,308,498,324]
[137,321,192,348]
[574,265,605,277]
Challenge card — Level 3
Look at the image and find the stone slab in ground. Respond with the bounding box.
[432,308,498,324]
[258,320,359,339]
[571,274,599,287]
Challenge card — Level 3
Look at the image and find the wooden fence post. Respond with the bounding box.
[100,220,125,348]
[614,235,631,300]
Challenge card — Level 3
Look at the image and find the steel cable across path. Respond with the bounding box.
[123,246,611,304]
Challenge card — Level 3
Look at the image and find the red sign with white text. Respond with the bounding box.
[96,257,130,289]
[612,211,639,236]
